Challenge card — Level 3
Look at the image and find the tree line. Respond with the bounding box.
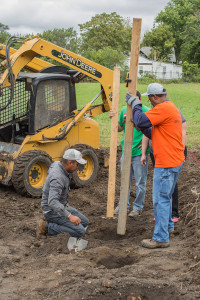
[0,0,199,79]
[0,12,131,72]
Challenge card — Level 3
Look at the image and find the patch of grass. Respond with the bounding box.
[76,82,200,149]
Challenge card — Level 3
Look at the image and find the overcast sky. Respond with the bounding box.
[0,0,170,37]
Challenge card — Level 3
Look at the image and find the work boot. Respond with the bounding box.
[141,239,170,249]
[114,206,130,215]
[37,219,48,239]
[128,209,141,217]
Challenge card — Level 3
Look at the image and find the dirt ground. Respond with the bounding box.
[0,147,200,300]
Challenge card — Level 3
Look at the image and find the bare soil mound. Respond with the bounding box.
[0,147,200,300]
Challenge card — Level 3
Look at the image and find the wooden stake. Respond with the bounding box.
[106,66,120,217]
[117,18,142,235]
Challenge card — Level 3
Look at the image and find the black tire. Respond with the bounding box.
[12,150,53,197]
[70,144,99,187]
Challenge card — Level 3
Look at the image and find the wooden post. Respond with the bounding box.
[107,66,120,217]
[117,18,142,235]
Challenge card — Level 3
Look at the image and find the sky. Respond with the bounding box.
[0,0,170,37]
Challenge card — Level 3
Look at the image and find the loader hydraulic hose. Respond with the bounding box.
[42,118,76,141]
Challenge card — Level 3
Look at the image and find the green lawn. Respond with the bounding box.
[76,82,200,149]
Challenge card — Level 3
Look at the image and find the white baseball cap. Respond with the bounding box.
[63,149,87,165]
[142,83,167,96]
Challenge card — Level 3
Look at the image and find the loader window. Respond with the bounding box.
[34,79,71,131]
[0,81,30,125]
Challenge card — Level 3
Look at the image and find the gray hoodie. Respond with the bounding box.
[41,161,71,218]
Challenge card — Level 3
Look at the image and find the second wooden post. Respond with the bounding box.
[107,66,121,217]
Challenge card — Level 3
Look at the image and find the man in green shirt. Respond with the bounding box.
[110,91,150,216]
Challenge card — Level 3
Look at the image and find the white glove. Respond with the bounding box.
[125,93,141,108]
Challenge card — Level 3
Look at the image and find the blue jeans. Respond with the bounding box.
[44,206,89,238]
[121,154,148,211]
[152,163,183,242]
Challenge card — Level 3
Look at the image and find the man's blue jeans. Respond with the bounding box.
[152,163,183,242]
[44,206,89,238]
[121,154,148,211]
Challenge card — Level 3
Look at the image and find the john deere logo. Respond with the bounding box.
[52,50,102,78]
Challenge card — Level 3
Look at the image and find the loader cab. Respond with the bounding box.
[22,73,77,134]
[0,72,77,144]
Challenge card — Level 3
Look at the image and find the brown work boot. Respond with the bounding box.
[37,219,48,239]
[141,239,169,249]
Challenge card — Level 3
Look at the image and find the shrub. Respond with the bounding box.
[182,61,199,82]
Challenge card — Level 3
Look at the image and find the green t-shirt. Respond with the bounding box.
[119,105,150,156]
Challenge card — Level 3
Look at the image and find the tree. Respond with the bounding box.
[40,28,79,52]
[141,0,200,64]
[83,47,126,70]
[142,24,175,62]
[79,12,132,56]
[0,23,10,44]
[180,13,200,64]
[155,0,199,62]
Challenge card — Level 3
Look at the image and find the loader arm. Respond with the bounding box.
[0,37,113,111]
[0,43,54,72]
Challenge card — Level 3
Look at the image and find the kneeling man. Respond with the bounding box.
[37,149,89,239]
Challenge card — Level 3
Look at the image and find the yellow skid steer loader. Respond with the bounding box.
[0,36,113,197]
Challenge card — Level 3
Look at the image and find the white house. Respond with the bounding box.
[126,47,183,80]
[138,56,182,80]
[138,47,182,79]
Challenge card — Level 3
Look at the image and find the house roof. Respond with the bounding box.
[140,46,176,63]
[140,47,152,58]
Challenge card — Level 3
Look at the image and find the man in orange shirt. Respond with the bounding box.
[126,83,185,248]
